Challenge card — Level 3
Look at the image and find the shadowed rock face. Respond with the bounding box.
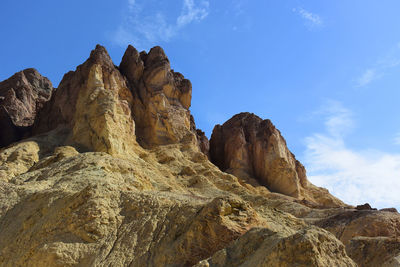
[210,112,307,198]
[0,69,53,147]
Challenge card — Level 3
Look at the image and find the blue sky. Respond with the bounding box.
[1,0,400,209]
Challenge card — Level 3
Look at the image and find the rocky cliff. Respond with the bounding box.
[0,44,399,267]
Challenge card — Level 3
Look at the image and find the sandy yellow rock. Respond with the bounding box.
[0,141,39,182]
[196,226,356,267]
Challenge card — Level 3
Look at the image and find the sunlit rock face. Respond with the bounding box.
[0,44,399,266]
[119,45,196,148]
[33,45,140,157]
[0,68,53,147]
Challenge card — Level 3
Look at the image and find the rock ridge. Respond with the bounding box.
[0,44,399,266]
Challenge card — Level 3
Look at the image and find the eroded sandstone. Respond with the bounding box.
[119,45,196,148]
[0,44,397,267]
[209,112,344,207]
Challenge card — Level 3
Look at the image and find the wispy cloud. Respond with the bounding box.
[356,69,379,87]
[293,7,323,29]
[356,43,400,87]
[112,0,209,49]
[304,101,400,209]
[177,0,209,27]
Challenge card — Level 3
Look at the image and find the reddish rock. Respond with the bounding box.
[209,112,345,207]
[196,129,210,157]
[209,112,305,197]
[0,68,53,147]
[189,115,210,157]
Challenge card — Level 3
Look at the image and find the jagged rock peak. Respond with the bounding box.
[0,44,205,155]
[88,44,114,68]
[0,68,53,147]
[145,46,170,66]
[33,44,139,157]
[119,44,195,147]
[119,45,143,87]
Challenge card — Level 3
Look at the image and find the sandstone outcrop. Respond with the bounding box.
[0,44,398,266]
[316,209,400,246]
[210,113,306,197]
[33,45,140,157]
[196,226,357,267]
[0,68,53,147]
[209,112,344,207]
[119,45,195,148]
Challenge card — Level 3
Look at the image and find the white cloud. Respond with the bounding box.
[177,0,209,27]
[356,42,400,87]
[357,68,378,87]
[293,7,323,28]
[112,0,209,49]
[304,101,400,210]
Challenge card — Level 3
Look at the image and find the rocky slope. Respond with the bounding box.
[0,44,399,267]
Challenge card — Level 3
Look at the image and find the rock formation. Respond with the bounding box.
[209,112,344,207]
[119,45,195,148]
[0,68,53,147]
[33,45,141,158]
[0,44,399,266]
[196,227,357,267]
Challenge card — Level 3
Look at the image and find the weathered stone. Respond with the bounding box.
[0,68,53,147]
[316,209,400,246]
[209,112,344,207]
[347,236,400,267]
[0,44,398,267]
[34,45,140,157]
[196,226,356,267]
[196,129,210,157]
[210,112,304,197]
[119,45,195,148]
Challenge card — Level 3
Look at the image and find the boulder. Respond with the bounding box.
[209,113,306,198]
[0,68,53,147]
[209,112,345,207]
